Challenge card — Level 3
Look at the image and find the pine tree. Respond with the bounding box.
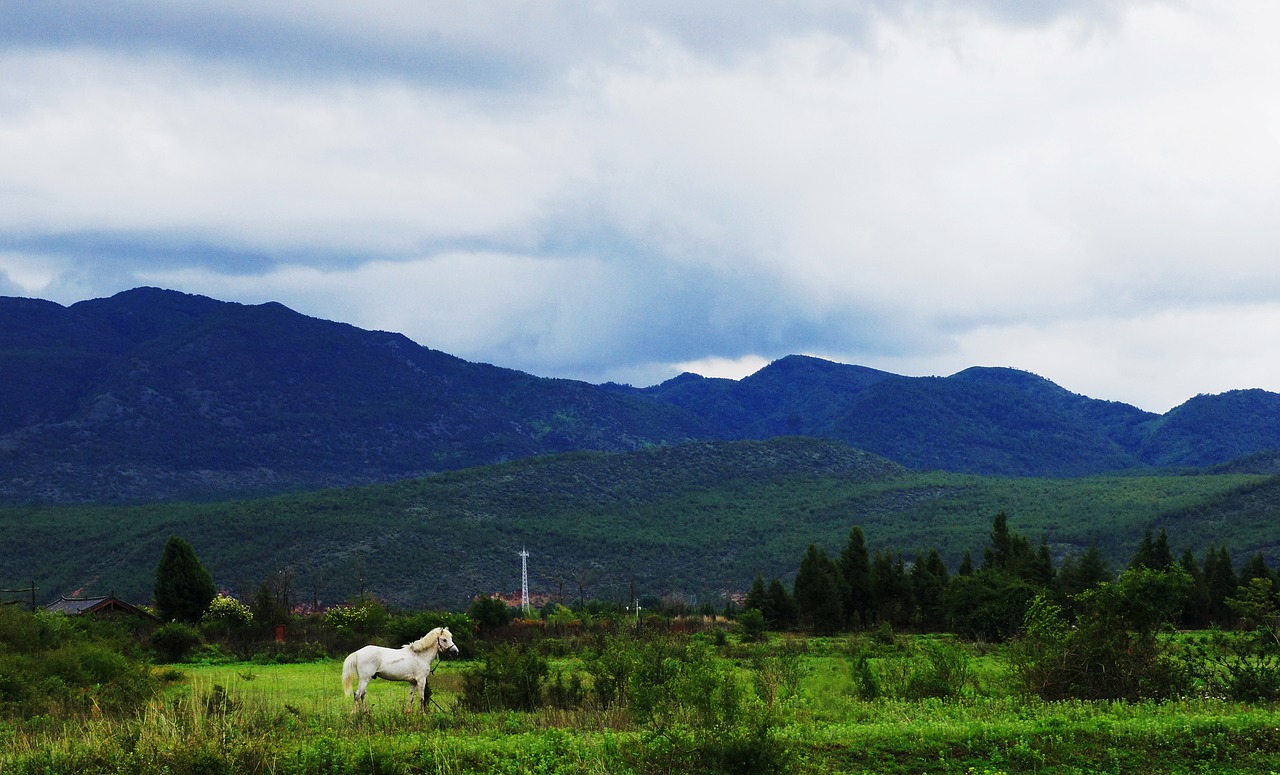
[744,574,769,615]
[1130,529,1175,571]
[1204,546,1238,627]
[871,549,912,627]
[794,544,845,634]
[1179,547,1210,629]
[154,535,217,624]
[766,578,798,630]
[911,548,950,630]
[839,526,872,628]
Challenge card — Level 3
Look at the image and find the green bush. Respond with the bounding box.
[1009,568,1193,701]
[384,611,474,657]
[202,594,253,629]
[737,608,767,642]
[461,643,548,712]
[152,622,203,663]
[0,609,159,717]
[1191,578,1280,701]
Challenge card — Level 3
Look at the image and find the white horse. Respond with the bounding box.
[341,626,459,712]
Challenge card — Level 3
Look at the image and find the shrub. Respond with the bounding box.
[461,643,548,712]
[546,669,587,709]
[203,594,253,628]
[1008,568,1193,701]
[0,609,159,717]
[152,622,204,663]
[323,599,388,643]
[1191,578,1280,701]
[737,608,767,643]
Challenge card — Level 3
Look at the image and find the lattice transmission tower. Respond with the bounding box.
[519,547,530,615]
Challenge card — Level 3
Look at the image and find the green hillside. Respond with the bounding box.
[3,437,1274,611]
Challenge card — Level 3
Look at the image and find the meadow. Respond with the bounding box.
[5,631,1280,774]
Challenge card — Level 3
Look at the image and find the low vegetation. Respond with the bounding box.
[5,606,1280,774]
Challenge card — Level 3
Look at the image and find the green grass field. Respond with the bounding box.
[7,635,1280,774]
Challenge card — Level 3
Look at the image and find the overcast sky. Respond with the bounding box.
[2,1,1279,413]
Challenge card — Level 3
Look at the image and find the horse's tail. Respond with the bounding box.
[342,652,357,696]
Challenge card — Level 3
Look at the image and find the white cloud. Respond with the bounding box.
[6,1,1280,411]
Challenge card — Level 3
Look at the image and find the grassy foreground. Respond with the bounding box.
[5,638,1280,775]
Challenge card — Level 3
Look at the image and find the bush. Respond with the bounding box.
[323,599,388,642]
[203,594,253,628]
[737,608,767,642]
[611,635,791,774]
[152,622,204,663]
[1008,568,1193,701]
[461,643,549,712]
[384,611,474,657]
[0,609,159,717]
[1190,578,1280,701]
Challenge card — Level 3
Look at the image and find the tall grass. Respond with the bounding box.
[6,639,1280,774]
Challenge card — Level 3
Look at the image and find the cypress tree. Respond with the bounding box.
[154,535,217,624]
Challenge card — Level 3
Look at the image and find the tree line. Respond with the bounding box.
[745,513,1276,640]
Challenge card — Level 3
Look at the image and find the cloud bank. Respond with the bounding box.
[2,1,1278,412]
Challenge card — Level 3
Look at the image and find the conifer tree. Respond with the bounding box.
[766,578,798,630]
[1179,547,1211,629]
[1204,546,1238,626]
[153,535,217,624]
[794,544,844,634]
[911,548,950,630]
[839,526,872,628]
[744,574,769,622]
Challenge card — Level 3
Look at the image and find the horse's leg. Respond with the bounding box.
[405,679,417,714]
[355,675,372,713]
[420,675,431,713]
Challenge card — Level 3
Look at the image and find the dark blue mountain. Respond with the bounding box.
[2,287,1278,502]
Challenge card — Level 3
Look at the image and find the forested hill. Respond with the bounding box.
[2,436,1274,608]
[3,287,1280,503]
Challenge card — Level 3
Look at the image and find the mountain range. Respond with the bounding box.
[3,287,1279,504]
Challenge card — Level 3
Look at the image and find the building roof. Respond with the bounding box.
[45,595,161,621]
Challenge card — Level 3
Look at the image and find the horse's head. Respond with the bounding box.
[437,627,460,657]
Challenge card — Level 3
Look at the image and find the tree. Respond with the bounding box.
[1130,529,1175,572]
[981,512,1042,584]
[1179,547,1211,629]
[839,527,873,628]
[1057,542,1113,617]
[467,596,511,637]
[1204,546,1239,627]
[793,544,844,634]
[911,548,950,630]
[744,575,769,617]
[766,578,798,630]
[153,535,216,624]
[871,549,912,627]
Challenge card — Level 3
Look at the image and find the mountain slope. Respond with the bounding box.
[0,288,711,502]
[4,287,1280,503]
[2,437,1270,609]
[1141,390,1280,468]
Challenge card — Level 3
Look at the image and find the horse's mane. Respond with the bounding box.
[407,626,445,653]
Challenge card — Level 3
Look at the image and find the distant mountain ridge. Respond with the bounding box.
[1,287,1277,502]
